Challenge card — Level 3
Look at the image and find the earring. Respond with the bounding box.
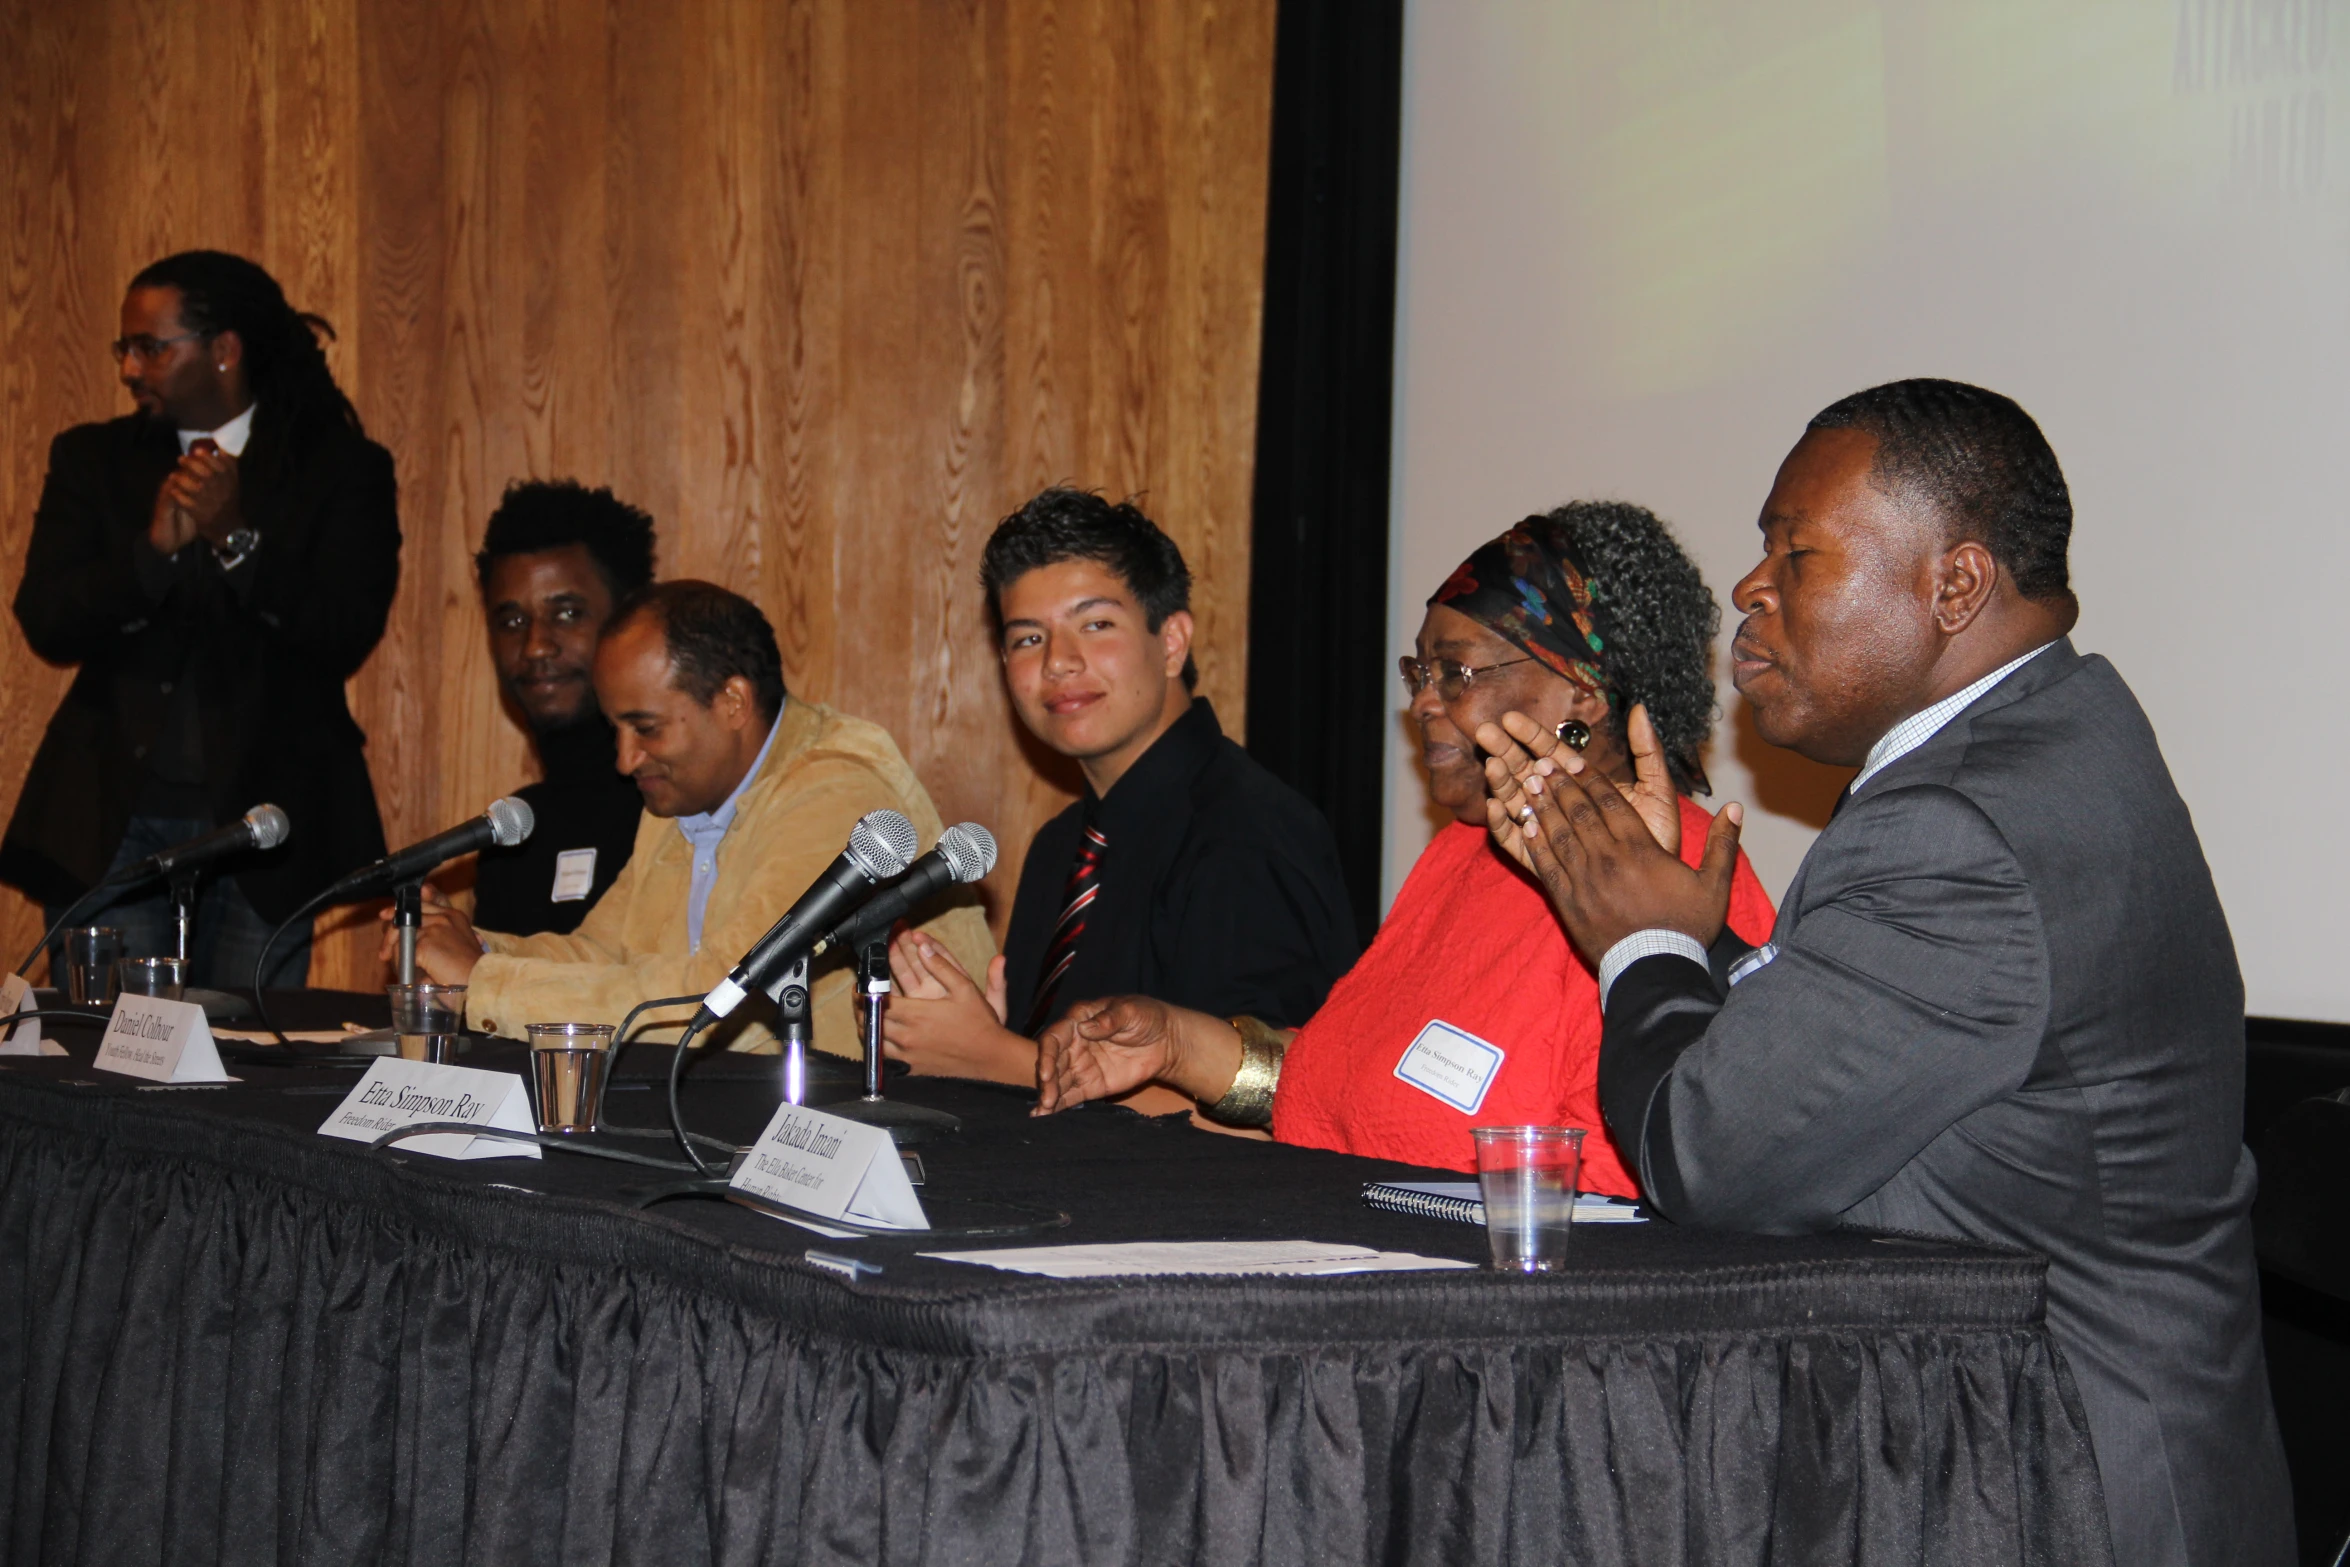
[1555,719,1591,752]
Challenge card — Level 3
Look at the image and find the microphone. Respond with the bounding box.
[326,797,535,901]
[698,809,919,1020]
[817,822,998,956]
[135,804,291,878]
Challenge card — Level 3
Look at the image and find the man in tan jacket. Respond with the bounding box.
[389,580,993,1054]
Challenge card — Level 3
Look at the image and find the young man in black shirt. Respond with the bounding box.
[884,488,1357,1100]
[469,481,654,935]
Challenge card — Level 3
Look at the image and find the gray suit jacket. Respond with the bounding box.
[1602,641,2291,1567]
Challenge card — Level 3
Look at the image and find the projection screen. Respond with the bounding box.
[1389,0,2349,1020]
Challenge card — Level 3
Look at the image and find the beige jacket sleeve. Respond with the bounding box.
[466,701,997,1058]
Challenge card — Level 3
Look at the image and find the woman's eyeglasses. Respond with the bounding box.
[1398,654,1533,703]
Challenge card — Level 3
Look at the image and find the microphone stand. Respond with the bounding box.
[392,882,424,985]
[169,870,201,963]
[775,953,811,1106]
[825,935,960,1145]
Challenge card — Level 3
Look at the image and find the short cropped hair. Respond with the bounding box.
[474,480,658,600]
[608,580,786,723]
[1806,379,2073,601]
[979,487,1196,689]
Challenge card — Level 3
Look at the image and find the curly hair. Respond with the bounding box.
[475,479,658,600]
[1546,500,1722,795]
[130,250,360,437]
[1807,378,2073,601]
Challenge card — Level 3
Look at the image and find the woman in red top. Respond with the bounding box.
[1030,502,1776,1194]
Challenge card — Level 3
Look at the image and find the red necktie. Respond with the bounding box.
[1024,819,1106,1036]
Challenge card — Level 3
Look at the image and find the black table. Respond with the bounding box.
[0,993,2110,1565]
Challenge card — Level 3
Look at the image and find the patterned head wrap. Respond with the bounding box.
[1428,515,1609,701]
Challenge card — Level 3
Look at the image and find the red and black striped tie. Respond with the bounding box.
[1024,820,1106,1035]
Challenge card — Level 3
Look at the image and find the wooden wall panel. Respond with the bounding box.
[0,0,1275,990]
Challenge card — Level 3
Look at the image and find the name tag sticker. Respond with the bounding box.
[1393,1019,1505,1115]
[0,972,63,1057]
[93,994,234,1082]
[318,1059,539,1160]
[550,847,597,903]
[729,1103,928,1235]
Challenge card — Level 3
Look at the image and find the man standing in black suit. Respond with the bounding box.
[468,480,654,936]
[4,251,400,987]
[1483,380,2291,1567]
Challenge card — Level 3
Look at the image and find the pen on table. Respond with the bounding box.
[804,1250,883,1280]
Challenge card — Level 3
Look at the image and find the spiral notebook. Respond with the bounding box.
[1361,1181,1646,1225]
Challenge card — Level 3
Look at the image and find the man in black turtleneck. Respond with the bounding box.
[469,481,654,935]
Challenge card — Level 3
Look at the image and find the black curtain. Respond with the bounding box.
[1246,0,1405,946]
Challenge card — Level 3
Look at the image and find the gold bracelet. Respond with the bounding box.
[1203,1015,1286,1128]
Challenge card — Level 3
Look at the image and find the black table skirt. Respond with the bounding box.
[0,998,2110,1566]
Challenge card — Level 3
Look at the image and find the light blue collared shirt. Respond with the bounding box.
[673,705,783,954]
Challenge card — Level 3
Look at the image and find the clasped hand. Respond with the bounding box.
[1476,702,1743,963]
[877,930,1042,1085]
[148,442,242,556]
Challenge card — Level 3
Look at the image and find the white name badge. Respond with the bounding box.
[317,1059,539,1160]
[1393,1019,1505,1115]
[730,1103,928,1232]
[92,994,234,1083]
[0,973,63,1057]
[550,847,597,903]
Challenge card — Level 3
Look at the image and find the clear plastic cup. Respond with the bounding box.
[528,1022,614,1134]
[114,955,188,1000]
[62,926,125,1006]
[388,982,468,1063]
[1471,1125,1586,1273]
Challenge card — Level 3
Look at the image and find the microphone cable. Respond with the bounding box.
[667,1011,723,1176]
[248,883,343,1046]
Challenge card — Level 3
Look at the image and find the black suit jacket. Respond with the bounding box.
[1002,700,1358,1032]
[3,410,400,923]
[1601,641,2291,1567]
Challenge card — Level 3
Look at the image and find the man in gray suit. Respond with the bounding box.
[1481,379,2290,1566]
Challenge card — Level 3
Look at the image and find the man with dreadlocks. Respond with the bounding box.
[5,250,400,988]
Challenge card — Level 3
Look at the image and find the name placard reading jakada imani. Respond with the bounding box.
[92,994,233,1083]
[317,1058,538,1160]
[729,1103,928,1232]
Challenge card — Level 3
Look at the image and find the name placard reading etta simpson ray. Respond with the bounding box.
[91,994,232,1083]
[730,1103,927,1230]
[318,1058,538,1160]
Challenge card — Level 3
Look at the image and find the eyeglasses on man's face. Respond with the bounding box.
[1398,654,1534,703]
[109,330,204,365]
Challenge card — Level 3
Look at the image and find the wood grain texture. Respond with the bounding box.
[0,0,1275,990]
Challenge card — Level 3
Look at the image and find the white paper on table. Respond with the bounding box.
[919,1240,1476,1279]
[211,1027,370,1045]
[0,973,64,1056]
[1377,1181,1649,1224]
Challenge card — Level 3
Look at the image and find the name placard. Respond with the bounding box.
[729,1104,927,1230]
[92,994,233,1082]
[317,1059,539,1160]
[0,973,62,1057]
